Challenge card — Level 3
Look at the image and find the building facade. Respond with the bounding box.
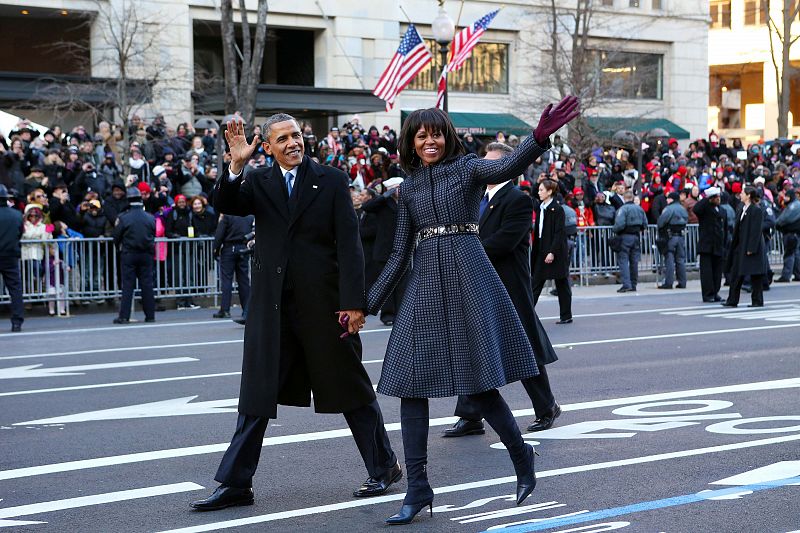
[0,0,708,145]
[709,0,800,141]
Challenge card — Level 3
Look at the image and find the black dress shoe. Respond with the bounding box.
[233,317,246,325]
[714,296,722,302]
[555,318,573,324]
[112,317,129,324]
[747,303,764,307]
[702,298,715,303]
[442,418,485,437]
[11,324,21,332]
[145,317,155,323]
[527,403,562,432]
[353,461,403,497]
[721,302,737,308]
[213,310,231,319]
[386,500,433,525]
[774,278,791,283]
[381,319,394,326]
[617,287,632,293]
[675,284,686,289]
[657,284,673,289]
[190,485,254,511]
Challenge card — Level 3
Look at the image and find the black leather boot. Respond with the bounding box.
[386,398,434,525]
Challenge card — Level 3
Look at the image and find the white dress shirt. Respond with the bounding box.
[227,164,297,186]
[539,198,553,239]
[485,180,511,203]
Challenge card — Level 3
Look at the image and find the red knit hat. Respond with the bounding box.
[731,182,742,194]
[137,181,152,193]
[573,187,584,195]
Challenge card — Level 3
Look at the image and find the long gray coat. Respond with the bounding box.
[367,135,548,398]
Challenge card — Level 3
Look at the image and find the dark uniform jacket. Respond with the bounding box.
[0,204,23,258]
[214,155,372,418]
[481,182,557,366]
[213,214,254,255]
[113,203,155,254]
[726,203,765,277]
[532,198,570,281]
[693,197,728,256]
[361,193,399,263]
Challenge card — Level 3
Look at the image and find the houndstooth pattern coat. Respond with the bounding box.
[367,134,549,398]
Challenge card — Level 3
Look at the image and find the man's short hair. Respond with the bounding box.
[262,113,299,141]
[485,142,514,156]
[623,190,634,201]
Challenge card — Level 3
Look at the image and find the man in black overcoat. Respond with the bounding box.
[693,186,728,302]
[443,144,561,438]
[723,186,765,308]
[191,115,399,511]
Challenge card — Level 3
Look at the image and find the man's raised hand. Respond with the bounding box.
[225,119,260,175]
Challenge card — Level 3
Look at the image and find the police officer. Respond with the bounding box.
[775,189,800,282]
[693,186,728,302]
[212,214,254,320]
[657,191,689,289]
[0,185,24,332]
[612,190,648,292]
[112,187,156,324]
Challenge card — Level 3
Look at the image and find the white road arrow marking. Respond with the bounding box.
[0,482,203,522]
[710,461,800,486]
[0,357,197,380]
[14,396,238,425]
[0,519,47,528]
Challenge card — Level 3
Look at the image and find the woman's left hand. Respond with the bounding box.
[545,253,555,264]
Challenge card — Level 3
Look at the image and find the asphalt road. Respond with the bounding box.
[1,282,799,532]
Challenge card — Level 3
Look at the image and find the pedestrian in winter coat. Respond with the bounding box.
[368,97,579,524]
[723,186,766,307]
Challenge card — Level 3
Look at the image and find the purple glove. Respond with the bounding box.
[339,313,350,339]
[533,95,580,146]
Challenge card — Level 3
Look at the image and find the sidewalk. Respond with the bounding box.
[538,279,705,301]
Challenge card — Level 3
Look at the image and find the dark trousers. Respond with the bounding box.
[781,233,800,280]
[699,253,723,301]
[617,234,641,289]
[663,236,686,287]
[454,366,555,420]
[726,274,764,307]
[214,289,396,489]
[118,252,155,320]
[532,278,572,321]
[218,245,251,315]
[0,258,23,327]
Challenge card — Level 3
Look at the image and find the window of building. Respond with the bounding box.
[744,0,768,24]
[652,0,662,10]
[710,0,732,28]
[407,39,509,94]
[601,0,614,5]
[591,50,663,100]
[630,0,640,6]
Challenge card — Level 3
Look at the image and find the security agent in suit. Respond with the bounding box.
[212,214,254,320]
[191,115,399,512]
[112,187,156,324]
[693,187,728,302]
[656,192,689,289]
[444,144,561,438]
[0,184,24,332]
[612,190,648,292]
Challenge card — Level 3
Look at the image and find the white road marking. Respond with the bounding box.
[0,320,224,338]
[1,377,797,482]
[662,304,800,322]
[15,396,239,425]
[710,461,800,486]
[0,372,242,398]
[0,519,46,528]
[0,357,197,380]
[155,434,800,533]
[0,340,243,362]
[0,482,203,521]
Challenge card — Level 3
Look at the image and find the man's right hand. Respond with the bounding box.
[225,119,260,175]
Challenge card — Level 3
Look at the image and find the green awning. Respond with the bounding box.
[586,116,691,140]
[401,111,533,137]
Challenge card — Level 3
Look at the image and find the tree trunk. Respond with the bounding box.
[220,0,239,116]
[777,0,792,137]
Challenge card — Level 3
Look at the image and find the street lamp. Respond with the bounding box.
[431,0,455,113]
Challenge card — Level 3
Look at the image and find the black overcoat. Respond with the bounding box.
[480,182,557,366]
[725,203,766,278]
[531,200,570,281]
[361,193,398,263]
[213,156,375,418]
[693,197,727,257]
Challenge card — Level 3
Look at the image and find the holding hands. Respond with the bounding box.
[534,95,580,146]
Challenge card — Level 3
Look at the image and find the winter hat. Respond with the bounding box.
[731,182,743,194]
[705,186,721,197]
[24,203,44,215]
[753,176,766,185]
[383,177,404,189]
[668,192,681,202]
[89,199,102,209]
[174,194,187,204]
[152,165,167,178]
[137,181,152,194]
[126,187,142,200]
[0,184,9,199]
[111,179,126,191]
[573,187,584,195]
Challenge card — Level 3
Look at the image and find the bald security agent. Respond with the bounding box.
[191,115,399,511]
[443,144,561,438]
[112,187,156,324]
[0,184,24,332]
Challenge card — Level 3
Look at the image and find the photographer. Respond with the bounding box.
[212,214,254,320]
[74,161,110,198]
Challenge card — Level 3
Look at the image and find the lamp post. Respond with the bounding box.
[431,1,455,113]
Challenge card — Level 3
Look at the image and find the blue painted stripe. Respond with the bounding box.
[483,476,800,532]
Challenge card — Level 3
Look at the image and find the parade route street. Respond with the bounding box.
[1,282,799,532]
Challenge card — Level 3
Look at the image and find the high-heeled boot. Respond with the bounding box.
[475,389,537,505]
[386,398,434,525]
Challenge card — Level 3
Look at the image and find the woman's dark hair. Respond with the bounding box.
[743,185,759,202]
[398,108,464,173]
[539,178,559,196]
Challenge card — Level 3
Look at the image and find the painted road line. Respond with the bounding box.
[485,476,800,532]
[0,320,225,339]
[1,377,797,482]
[0,372,241,398]
[0,482,203,521]
[0,357,198,380]
[155,435,800,533]
[0,340,243,362]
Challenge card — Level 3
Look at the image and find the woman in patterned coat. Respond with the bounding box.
[367,97,579,525]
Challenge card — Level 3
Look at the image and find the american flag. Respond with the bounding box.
[436,9,499,108]
[373,24,432,110]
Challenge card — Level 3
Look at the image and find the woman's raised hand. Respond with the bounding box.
[225,119,260,175]
[533,96,580,145]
